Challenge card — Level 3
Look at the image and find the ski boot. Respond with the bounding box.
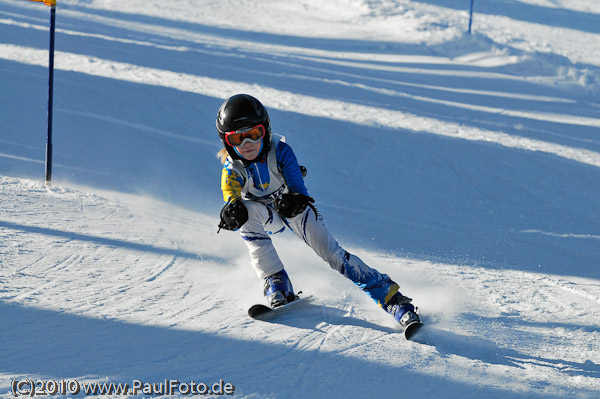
[385,292,420,328]
[263,269,296,308]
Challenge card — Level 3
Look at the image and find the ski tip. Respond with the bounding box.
[403,321,424,340]
[248,304,272,318]
[247,293,312,319]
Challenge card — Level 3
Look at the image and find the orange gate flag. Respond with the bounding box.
[28,0,56,6]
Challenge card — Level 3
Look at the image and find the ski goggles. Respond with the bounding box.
[224,124,266,147]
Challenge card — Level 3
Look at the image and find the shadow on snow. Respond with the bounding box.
[2,1,599,277]
[2,301,595,399]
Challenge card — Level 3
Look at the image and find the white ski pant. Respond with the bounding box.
[239,200,398,307]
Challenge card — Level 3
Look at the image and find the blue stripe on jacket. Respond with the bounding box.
[275,141,309,196]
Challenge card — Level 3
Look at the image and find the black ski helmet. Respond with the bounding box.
[216,94,271,162]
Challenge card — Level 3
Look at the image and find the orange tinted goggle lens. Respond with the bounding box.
[225,125,265,147]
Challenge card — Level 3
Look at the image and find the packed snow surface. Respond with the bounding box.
[1,0,599,398]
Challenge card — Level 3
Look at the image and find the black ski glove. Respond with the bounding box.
[218,198,248,232]
[274,193,316,219]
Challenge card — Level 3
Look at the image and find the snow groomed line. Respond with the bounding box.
[2,43,600,168]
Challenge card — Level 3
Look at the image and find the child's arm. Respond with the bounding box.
[276,141,309,196]
[221,160,244,202]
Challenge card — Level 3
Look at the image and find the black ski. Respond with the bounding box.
[249,294,423,340]
[403,321,424,340]
[248,294,311,319]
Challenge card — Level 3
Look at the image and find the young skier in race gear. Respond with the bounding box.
[216,94,420,329]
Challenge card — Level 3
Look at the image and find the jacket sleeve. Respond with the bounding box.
[221,159,244,203]
[276,141,309,196]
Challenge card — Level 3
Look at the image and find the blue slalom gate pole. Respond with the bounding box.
[45,3,56,185]
[468,0,475,34]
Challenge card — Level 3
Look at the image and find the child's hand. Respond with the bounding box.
[274,193,315,219]
[218,198,248,232]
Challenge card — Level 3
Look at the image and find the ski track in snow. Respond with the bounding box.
[1,0,600,168]
[1,0,600,398]
[1,43,600,168]
[1,177,599,398]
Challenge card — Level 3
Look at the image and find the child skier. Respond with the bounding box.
[216,94,420,330]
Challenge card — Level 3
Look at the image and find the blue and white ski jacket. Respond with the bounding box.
[221,134,309,204]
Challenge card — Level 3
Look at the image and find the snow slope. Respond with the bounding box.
[1,0,600,398]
